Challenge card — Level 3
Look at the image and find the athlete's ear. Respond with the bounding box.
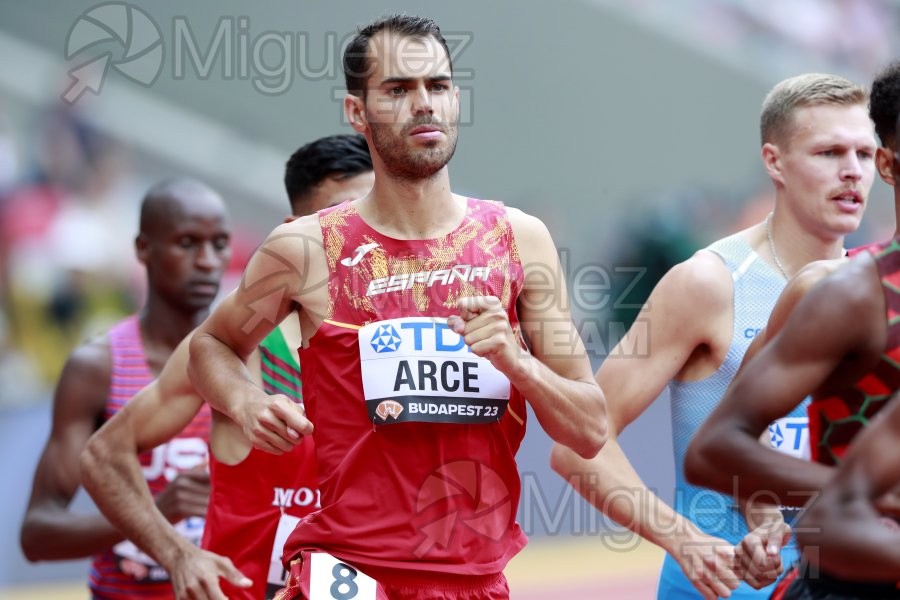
[134,233,150,265]
[876,146,895,187]
[283,215,298,224]
[345,93,367,133]
[761,142,784,186]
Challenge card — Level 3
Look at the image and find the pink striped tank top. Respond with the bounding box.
[88,316,211,599]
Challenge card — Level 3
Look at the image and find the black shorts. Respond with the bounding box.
[780,563,900,600]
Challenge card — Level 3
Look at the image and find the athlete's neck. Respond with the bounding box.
[765,211,846,278]
[893,192,900,238]
[139,294,210,353]
[359,170,464,239]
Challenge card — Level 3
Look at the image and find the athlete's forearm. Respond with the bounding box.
[20,506,127,561]
[81,434,192,570]
[686,426,832,506]
[551,437,704,554]
[188,331,261,422]
[510,354,606,458]
[740,497,785,532]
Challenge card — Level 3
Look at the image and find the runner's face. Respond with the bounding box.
[142,192,232,311]
[773,103,876,240]
[362,32,459,180]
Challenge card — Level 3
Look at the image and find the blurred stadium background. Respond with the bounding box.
[1,0,898,598]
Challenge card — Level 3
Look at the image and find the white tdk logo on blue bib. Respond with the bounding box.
[359,317,511,425]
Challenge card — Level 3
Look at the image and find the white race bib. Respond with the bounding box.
[111,516,204,582]
[112,539,159,567]
[768,416,810,515]
[267,514,301,587]
[309,552,377,600]
[768,417,810,460]
[359,317,511,425]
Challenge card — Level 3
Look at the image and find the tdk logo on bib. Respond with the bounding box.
[358,317,511,425]
[770,423,785,447]
[768,417,810,460]
[370,324,402,353]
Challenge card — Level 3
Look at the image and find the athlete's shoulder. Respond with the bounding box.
[788,258,848,297]
[502,205,550,238]
[54,331,113,415]
[66,332,113,380]
[641,250,734,325]
[271,213,322,238]
[799,252,879,320]
[668,249,733,295]
[256,214,325,263]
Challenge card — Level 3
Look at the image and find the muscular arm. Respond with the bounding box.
[81,334,205,567]
[686,255,880,505]
[738,259,846,372]
[795,393,900,581]
[550,251,739,599]
[738,260,846,448]
[189,220,317,453]
[503,211,607,458]
[20,338,125,560]
[724,266,826,588]
[82,335,251,599]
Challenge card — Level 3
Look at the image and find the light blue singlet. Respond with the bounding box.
[657,234,806,599]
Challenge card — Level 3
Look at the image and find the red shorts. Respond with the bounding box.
[273,553,509,600]
[770,566,799,600]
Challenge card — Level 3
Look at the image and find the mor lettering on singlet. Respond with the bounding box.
[203,326,320,600]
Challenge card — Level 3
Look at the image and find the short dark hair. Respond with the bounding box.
[870,61,900,148]
[139,177,220,235]
[284,134,372,208]
[343,14,452,97]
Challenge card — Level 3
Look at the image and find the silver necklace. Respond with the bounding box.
[765,212,789,279]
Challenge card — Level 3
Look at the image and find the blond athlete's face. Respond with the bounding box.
[767,103,876,240]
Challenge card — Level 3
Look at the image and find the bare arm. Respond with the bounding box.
[81,335,205,565]
[189,221,317,453]
[795,393,900,581]
[686,255,880,505]
[737,259,846,372]
[19,338,127,560]
[82,335,249,599]
[550,251,740,599]
[724,260,847,586]
[498,210,606,458]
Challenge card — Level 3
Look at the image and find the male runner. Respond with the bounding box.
[686,62,900,600]
[189,14,607,600]
[551,73,875,599]
[81,134,374,600]
[20,179,232,599]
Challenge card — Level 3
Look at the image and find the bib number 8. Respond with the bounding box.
[310,553,376,600]
[330,563,359,599]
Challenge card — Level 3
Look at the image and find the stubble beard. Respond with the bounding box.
[370,115,459,181]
